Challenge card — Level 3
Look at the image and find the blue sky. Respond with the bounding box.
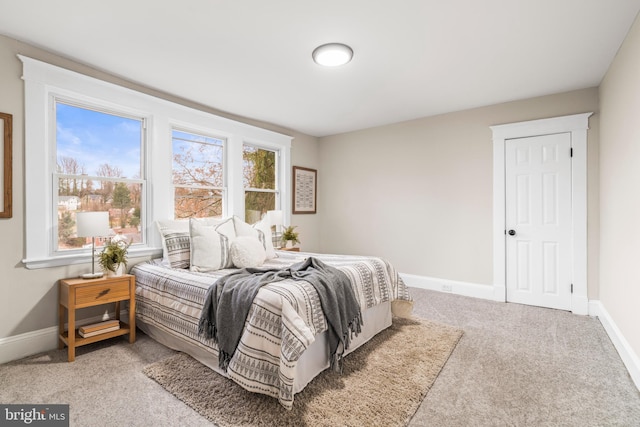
[56,103,142,179]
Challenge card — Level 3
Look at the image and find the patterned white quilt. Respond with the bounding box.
[132,251,412,409]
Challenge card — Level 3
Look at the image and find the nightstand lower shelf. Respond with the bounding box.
[59,321,132,348]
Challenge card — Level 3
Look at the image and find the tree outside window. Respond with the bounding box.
[172,129,225,219]
[243,145,277,224]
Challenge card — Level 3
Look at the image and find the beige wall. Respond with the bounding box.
[0,35,320,339]
[319,89,600,292]
[599,14,640,358]
[288,134,322,251]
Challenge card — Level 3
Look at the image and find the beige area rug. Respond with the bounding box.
[143,317,463,427]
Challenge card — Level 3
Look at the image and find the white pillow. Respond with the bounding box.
[233,216,256,236]
[234,215,277,260]
[191,216,226,227]
[157,219,190,235]
[156,219,190,268]
[230,236,267,268]
[215,217,237,242]
[189,219,232,272]
[252,218,276,259]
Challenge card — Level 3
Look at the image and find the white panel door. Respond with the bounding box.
[505,133,572,310]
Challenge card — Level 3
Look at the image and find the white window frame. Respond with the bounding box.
[21,55,292,269]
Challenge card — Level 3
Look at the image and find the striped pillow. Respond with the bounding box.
[189,218,233,272]
[162,231,191,269]
[156,219,190,269]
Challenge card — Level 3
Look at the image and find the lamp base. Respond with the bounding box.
[81,272,104,280]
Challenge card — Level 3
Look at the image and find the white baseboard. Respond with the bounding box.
[0,310,130,365]
[0,326,60,365]
[400,273,500,301]
[588,300,640,391]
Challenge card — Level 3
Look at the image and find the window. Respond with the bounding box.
[21,55,292,269]
[55,102,145,252]
[172,129,225,219]
[243,144,278,224]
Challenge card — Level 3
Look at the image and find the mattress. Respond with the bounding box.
[132,250,412,409]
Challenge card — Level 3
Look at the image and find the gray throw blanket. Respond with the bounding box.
[198,257,362,373]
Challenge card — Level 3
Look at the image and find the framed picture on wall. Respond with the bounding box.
[0,112,12,219]
[292,166,317,214]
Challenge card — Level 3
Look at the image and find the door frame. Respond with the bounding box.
[491,113,592,314]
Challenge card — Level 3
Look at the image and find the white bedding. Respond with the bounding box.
[132,250,412,409]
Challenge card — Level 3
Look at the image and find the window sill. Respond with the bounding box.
[22,247,163,270]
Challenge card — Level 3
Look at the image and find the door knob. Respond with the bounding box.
[508,229,516,236]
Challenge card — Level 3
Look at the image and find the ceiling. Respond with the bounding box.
[1,0,639,137]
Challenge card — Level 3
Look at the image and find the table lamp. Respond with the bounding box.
[76,211,110,279]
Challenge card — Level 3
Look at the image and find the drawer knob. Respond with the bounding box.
[97,288,110,298]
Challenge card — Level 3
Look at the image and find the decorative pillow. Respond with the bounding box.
[189,219,232,272]
[233,216,258,237]
[162,231,191,269]
[233,215,277,259]
[191,216,225,228]
[215,217,237,243]
[156,219,190,268]
[157,219,190,234]
[230,236,267,268]
[251,218,277,259]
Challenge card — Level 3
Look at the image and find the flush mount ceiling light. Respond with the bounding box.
[312,43,353,67]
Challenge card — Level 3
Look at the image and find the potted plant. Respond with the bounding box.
[281,225,300,248]
[98,235,130,276]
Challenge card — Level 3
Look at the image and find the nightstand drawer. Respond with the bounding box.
[75,280,130,306]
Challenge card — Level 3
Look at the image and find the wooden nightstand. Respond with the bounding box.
[58,274,136,362]
[279,247,300,252]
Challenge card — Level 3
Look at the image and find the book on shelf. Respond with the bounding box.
[79,325,121,338]
[79,319,120,334]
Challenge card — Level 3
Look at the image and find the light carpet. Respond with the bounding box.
[143,317,463,427]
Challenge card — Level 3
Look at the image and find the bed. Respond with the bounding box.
[132,218,412,409]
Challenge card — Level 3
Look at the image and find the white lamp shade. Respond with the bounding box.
[267,210,284,227]
[76,211,110,237]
